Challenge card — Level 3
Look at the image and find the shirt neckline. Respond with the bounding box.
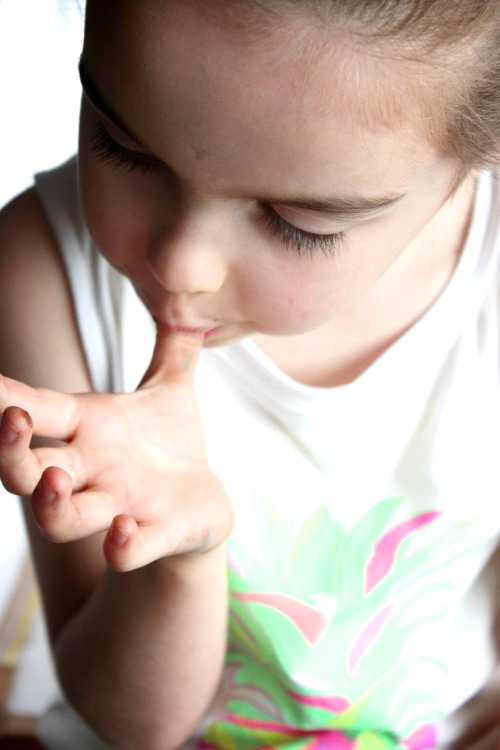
[228,170,496,407]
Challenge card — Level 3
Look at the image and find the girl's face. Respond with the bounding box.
[78,0,468,348]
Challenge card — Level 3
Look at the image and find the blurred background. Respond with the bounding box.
[0,0,84,731]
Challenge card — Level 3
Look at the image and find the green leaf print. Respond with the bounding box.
[211,493,483,748]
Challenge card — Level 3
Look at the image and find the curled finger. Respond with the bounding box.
[103,515,185,572]
[0,374,81,441]
[103,514,139,572]
[103,512,219,572]
[0,405,39,495]
[32,468,115,543]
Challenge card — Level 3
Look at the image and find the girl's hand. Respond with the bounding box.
[0,329,233,571]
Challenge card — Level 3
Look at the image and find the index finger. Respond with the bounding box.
[0,374,80,439]
[139,325,204,389]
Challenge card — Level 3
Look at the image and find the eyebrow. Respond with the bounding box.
[258,193,404,219]
[79,57,405,220]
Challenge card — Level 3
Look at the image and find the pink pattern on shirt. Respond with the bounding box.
[365,512,442,594]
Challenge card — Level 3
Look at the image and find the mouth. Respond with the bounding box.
[152,317,220,339]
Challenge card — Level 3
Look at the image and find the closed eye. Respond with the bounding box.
[260,205,346,258]
[89,124,165,174]
[89,125,347,258]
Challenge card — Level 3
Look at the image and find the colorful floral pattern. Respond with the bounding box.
[195,495,481,749]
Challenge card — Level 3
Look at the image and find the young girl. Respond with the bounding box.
[0,1,499,748]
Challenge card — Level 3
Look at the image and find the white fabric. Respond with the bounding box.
[6,609,59,717]
[35,158,500,749]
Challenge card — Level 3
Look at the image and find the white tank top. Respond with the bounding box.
[36,159,500,749]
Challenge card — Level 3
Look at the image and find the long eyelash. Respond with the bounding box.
[89,129,345,256]
[89,124,161,173]
[261,206,345,257]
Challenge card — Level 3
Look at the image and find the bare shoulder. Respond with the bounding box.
[0,188,105,641]
[0,187,90,391]
[0,186,63,294]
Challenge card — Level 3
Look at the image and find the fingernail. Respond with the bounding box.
[39,476,57,504]
[0,418,18,443]
[18,409,33,429]
[110,523,129,547]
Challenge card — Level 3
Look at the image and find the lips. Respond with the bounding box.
[152,315,219,336]
[146,303,217,333]
[136,289,224,338]
[161,322,217,335]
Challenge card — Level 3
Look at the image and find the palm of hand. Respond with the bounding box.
[0,331,233,570]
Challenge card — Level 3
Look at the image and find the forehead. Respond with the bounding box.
[83,0,441,196]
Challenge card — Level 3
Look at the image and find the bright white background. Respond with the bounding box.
[0,0,83,209]
[0,0,84,685]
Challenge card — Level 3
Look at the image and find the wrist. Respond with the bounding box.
[149,541,228,582]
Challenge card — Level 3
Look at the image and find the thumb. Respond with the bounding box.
[139,326,204,388]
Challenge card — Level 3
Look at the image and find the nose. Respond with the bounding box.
[147,205,227,295]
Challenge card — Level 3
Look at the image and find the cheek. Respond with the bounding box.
[78,158,148,267]
[241,257,345,333]
[238,222,414,335]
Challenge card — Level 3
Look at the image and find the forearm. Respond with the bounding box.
[54,545,228,750]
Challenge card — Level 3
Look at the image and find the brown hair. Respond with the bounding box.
[330,0,500,170]
[209,0,500,170]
